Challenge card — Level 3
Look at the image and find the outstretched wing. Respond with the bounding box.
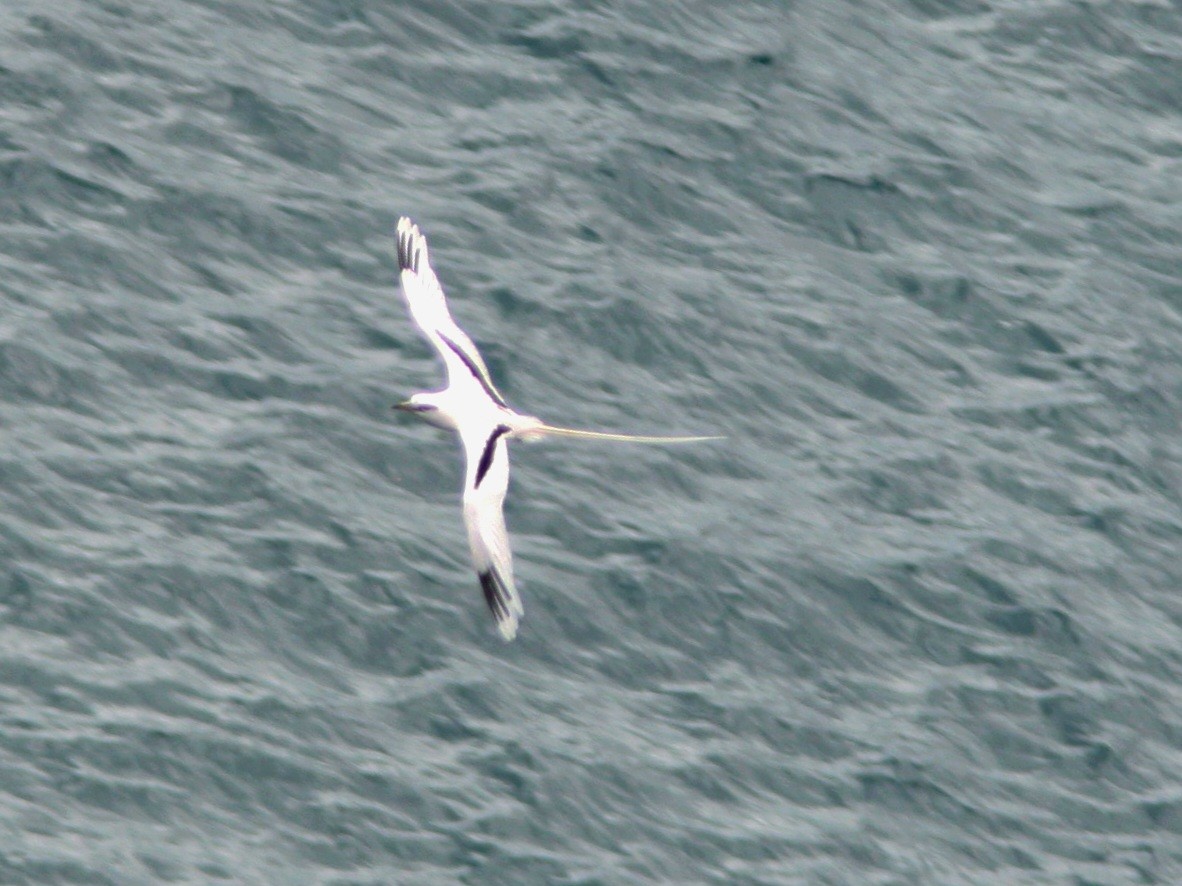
[460,422,524,640]
[396,218,508,407]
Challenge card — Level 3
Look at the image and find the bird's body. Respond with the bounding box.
[394,217,719,640]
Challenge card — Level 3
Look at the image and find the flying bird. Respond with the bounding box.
[394,217,721,640]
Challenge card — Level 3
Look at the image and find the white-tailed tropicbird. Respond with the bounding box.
[394,217,721,641]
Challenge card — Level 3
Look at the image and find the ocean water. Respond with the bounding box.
[2,0,1181,883]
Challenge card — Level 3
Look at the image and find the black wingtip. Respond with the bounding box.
[396,218,420,274]
[478,569,513,625]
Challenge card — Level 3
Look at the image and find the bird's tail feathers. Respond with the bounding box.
[525,424,724,445]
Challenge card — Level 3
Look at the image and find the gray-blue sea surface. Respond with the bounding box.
[1,0,1181,883]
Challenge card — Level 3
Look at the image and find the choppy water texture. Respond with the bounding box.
[2,0,1181,883]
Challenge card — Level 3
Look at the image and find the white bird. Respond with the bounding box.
[393,217,721,641]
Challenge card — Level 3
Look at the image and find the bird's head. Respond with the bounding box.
[394,394,456,431]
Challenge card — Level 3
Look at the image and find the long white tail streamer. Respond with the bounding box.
[528,424,724,444]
